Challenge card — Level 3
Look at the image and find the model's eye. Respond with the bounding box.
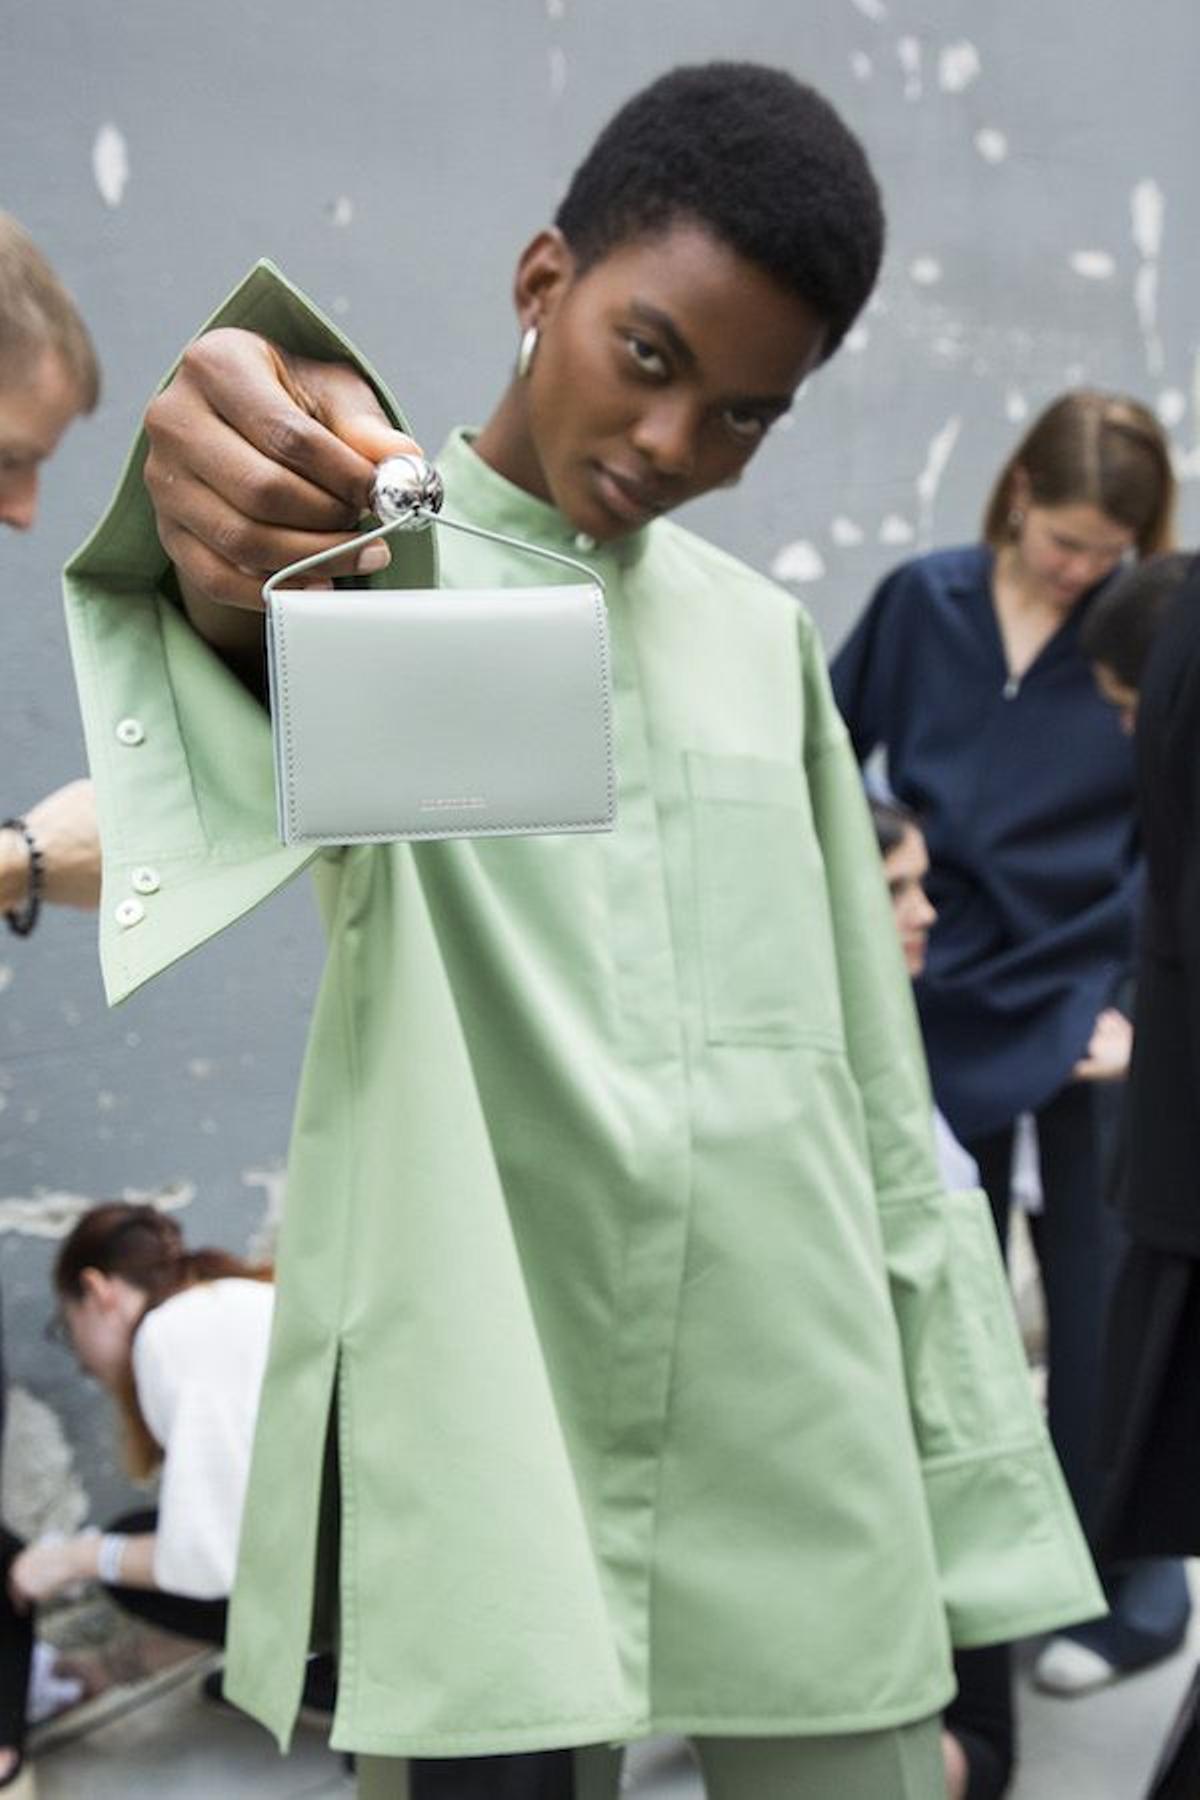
[723,407,769,443]
[624,334,668,378]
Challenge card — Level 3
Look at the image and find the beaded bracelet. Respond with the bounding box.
[1,816,42,938]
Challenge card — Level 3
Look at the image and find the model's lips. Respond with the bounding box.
[592,463,665,526]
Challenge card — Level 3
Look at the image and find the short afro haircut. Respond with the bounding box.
[554,62,885,362]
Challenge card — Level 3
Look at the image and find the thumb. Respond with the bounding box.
[332,410,424,468]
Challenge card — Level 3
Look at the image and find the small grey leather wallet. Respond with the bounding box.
[263,455,615,846]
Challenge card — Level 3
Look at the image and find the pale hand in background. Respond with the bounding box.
[23,777,101,909]
[1073,1007,1133,1082]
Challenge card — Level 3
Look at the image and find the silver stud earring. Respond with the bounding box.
[517,324,540,380]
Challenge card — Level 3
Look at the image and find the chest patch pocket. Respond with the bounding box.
[685,750,845,1051]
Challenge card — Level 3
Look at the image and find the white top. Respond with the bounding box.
[131,1278,274,1599]
[932,1107,981,1192]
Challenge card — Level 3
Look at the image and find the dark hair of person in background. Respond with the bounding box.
[868,794,919,859]
[0,212,100,410]
[1080,552,1195,689]
[553,62,884,362]
[54,1203,270,1478]
[982,391,1174,559]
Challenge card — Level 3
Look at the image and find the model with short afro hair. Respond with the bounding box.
[554,62,885,361]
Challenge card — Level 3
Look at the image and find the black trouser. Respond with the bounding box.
[0,1529,33,1759]
[409,1755,574,1798]
[944,1644,1014,1799]
[969,1080,1127,1521]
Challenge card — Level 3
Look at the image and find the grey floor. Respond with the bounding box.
[29,1601,1198,1799]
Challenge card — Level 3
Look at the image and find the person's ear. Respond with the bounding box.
[79,1267,115,1308]
[512,228,577,335]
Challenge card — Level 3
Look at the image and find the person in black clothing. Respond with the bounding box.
[1080,549,1200,1797]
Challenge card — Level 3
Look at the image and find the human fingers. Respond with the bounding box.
[149,453,394,608]
[299,354,424,470]
[155,330,421,517]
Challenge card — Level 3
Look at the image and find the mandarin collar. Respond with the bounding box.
[436,428,651,571]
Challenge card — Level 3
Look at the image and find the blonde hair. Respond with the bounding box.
[0,211,100,410]
[983,390,1175,558]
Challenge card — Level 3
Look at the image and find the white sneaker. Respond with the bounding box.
[1033,1637,1118,1696]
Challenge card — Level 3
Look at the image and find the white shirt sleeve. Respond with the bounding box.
[931,1107,981,1192]
[132,1280,274,1599]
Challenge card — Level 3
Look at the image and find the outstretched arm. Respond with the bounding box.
[143,327,421,682]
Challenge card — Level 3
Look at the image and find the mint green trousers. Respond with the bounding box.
[357,1715,944,1799]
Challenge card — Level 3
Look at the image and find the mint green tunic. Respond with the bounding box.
[64,265,1101,1759]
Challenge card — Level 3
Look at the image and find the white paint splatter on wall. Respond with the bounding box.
[896,36,923,100]
[327,196,354,228]
[549,46,568,99]
[1069,250,1116,280]
[771,541,826,584]
[879,514,916,546]
[831,517,865,547]
[850,50,874,80]
[545,0,565,17]
[1131,180,1166,377]
[974,128,1009,164]
[1157,389,1186,428]
[938,42,981,93]
[0,1181,195,1240]
[92,123,130,209]
[844,323,870,353]
[916,416,962,545]
[1131,179,1165,260]
[0,964,11,996]
[909,256,943,286]
[1005,389,1029,423]
[244,1164,288,1264]
[850,0,887,20]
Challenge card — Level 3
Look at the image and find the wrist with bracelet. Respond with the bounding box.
[2,815,43,937]
[96,1532,129,1586]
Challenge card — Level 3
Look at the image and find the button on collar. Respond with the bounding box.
[131,867,160,895]
[115,897,145,929]
[116,718,145,746]
[573,532,597,554]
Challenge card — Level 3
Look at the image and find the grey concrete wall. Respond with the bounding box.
[2,0,1198,1528]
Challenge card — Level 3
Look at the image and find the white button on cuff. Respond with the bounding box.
[116,718,145,746]
[573,532,597,553]
[131,867,160,895]
[114,898,145,930]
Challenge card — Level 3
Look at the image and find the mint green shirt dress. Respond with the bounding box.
[63,265,1102,1759]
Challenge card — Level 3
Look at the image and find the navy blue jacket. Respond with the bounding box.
[832,544,1140,1142]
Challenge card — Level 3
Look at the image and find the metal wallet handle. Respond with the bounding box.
[261,453,604,604]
